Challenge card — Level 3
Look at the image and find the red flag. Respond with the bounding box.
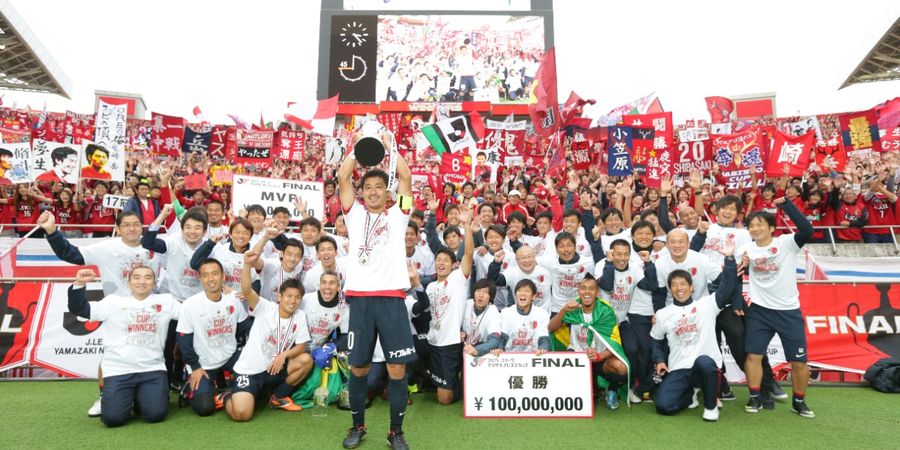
[439,152,471,185]
[766,130,814,177]
[528,47,559,138]
[184,173,207,190]
[874,97,900,131]
[814,140,846,173]
[839,109,881,155]
[705,96,734,124]
[560,91,595,127]
[285,95,339,136]
[192,106,208,125]
[546,131,567,176]
[150,112,186,157]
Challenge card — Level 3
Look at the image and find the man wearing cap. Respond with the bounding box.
[500,189,530,225]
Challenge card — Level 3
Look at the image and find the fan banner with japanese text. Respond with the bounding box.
[234,129,274,168]
[766,130,813,178]
[712,129,766,191]
[93,99,128,182]
[150,112,185,157]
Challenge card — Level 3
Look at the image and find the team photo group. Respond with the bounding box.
[25,114,848,450]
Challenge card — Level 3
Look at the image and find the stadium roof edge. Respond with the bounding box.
[840,16,900,90]
[0,1,73,98]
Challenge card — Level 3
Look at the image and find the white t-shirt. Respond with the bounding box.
[327,233,350,257]
[426,269,469,346]
[538,255,595,313]
[532,231,556,259]
[301,291,349,349]
[650,294,723,371]
[80,238,163,296]
[501,265,553,312]
[159,233,203,301]
[86,290,179,377]
[344,202,411,295]
[698,223,751,266]
[300,242,318,274]
[176,291,247,370]
[595,258,645,322]
[462,301,502,346]
[475,251,516,308]
[739,234,802,310]
[233,300,311,375]
[568,311,608,352]
[654,249,722,303]
[407,245,436,280]
[600,229,632,255]
[209,243,252,293]
[500,306,550,352]
[258,258,304,303]
[205,224,229,241]
[301,258,347,296]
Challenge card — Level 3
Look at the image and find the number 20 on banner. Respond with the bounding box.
[463,353,594,418]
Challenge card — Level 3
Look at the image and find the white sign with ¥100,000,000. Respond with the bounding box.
[463,352,594,418]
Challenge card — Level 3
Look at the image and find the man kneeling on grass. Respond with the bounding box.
[650,240,738,422]
[67,267,178,428]
[219,250,314,421]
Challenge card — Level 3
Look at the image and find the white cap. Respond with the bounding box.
[508,189,522,198]
[701,178,712,185]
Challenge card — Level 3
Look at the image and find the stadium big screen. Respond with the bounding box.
[317,0,554,103]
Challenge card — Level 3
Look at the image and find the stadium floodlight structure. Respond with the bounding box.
[840,16,900,89]
[0,1,72,98]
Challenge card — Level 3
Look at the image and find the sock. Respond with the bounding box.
[272,382,295,399]
[387,376,409,432]
[603,372,628,391]
[98,386,103,397]
[349,372,368,428]
[792,391,805,403]
[748,386,761,399]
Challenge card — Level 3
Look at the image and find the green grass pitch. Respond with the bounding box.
[0,382,896,449]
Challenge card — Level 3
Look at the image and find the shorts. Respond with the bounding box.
[428,343,462,389]
[347,296,417,366]
[745,303,807,362]
[230,368,287,397]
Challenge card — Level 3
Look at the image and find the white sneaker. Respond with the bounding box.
[88,397,102,417]
[688,388,700,409]
[702,407,720,422]
[627,389,642,404]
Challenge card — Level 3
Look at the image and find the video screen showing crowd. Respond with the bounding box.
[38,121,821,450]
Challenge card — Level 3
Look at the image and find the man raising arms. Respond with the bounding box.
[338,131,415,450]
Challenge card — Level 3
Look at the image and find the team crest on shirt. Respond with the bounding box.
[579,266,585,273]
[416,262,422,269]
[579,244,585,251]
[626,276,633,284]
[503,262,509,269]
[228,306,235,315]
[690,267,697,276]
[532,321,538,329]
[727,233,735,240]
[153,304,162,312]
[770,247,778,255]
[538,275,545,283]
[334,313,340,322]
[691,307,697,314]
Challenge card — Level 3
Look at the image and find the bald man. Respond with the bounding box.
[487,245,553,312]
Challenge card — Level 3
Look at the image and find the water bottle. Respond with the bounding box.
[338,385,351,410]
[313,386,329,417]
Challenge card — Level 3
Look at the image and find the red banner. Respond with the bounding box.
[209,125,228,158]
[479,120,527,165]
[643,148,674,188]
[440,152,471,185]
[799,283,899,373]
[766,130,814,177]
[274,130,306,162]
[712,129,766,190]
[184,173,207,191]
[674,139,713,174]
[63,111,95,145]
[814,140,847,173]
[234,129,274,168]
[623,112,674,152]
[839,109,881,156]
[880,127,900,152]
[150,112,185,157]
[0,282,45,372]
